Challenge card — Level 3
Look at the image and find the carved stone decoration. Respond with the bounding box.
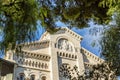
[59,64,71,79]
[59,64,80,80]
[58,38,74,52]
[19,41,50,51]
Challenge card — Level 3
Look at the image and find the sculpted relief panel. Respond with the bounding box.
[58,38,74,52]
[59,63,79,80]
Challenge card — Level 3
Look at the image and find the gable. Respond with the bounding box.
[40,27,83,41]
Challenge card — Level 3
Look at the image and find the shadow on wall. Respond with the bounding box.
[0,58,14,80]
[82,53,89,63]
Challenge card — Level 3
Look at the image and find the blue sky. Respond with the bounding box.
[34,21,104,57]
[0,21,103,58]
[55,21,104,57]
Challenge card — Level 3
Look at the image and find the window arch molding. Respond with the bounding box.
[56,36,69,42]
[30,74,35,80]
[29,72,36,80]
[41,76,46,80]
[40,74,47,80]
[17,73,25,80]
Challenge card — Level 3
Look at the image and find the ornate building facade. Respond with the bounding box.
[4,27,104,80]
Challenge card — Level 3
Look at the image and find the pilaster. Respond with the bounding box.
[49,41,59,80]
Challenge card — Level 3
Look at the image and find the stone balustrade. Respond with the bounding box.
[17,40,50,51]
[84,62,93,68]
[18,51,50,61]
[17,58,49,70]
[57,51,77,60]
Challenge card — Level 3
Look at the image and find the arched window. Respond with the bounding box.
[38,62,41,68]
[45,63,48,69]
[41,63,44,68]
[35,62,38,67]
[58,38,68,50]
[41,76,46,80]
[25,60,28,65]
[29,61,31,66]
[19,73,25,80]
[57,38,74,52]
[30,75,35,80]
[32,61,35,67]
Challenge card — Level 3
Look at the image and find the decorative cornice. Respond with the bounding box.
[16,40,50,51]
[39,27,83,41]
[39,32,49,41]
[17,59,49,71]
[18,51,50,61]
[81,47,104,63]
[57,51,77,60]
[84,62,93,68]
[61,27,83,41]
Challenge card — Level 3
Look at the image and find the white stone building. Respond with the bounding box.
[4,27,104,80]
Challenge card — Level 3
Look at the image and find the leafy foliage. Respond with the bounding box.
[99,0,120,76]
[0,0,117,51]
[0,0,120,79]
[101,23,120,75]
[99,0,120,16]
[0,0,39,51]
[60,63,117,80]
[54,0,110,28]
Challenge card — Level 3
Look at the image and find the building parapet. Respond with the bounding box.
[16,40,50,51]
[57,51,77,60]
[17,58,49,71]
[61,27,83,41]
[17,51,50,61]
[84,62,93,68]
[81,47,104,64]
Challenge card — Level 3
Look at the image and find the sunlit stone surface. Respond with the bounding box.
[4,27,103,80]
